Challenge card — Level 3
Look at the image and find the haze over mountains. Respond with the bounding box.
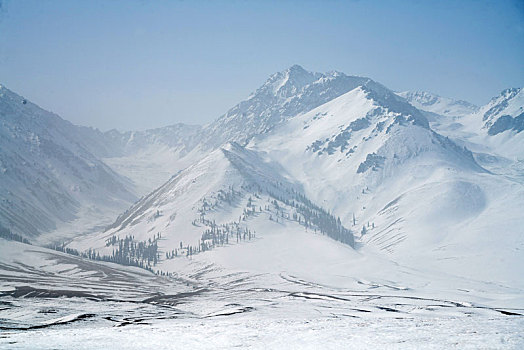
[0,85,136,240]
[1,65,523,346]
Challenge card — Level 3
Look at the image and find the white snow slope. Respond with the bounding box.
[199,65,373,149]
[2,237,523,349]
[462,87,524,159]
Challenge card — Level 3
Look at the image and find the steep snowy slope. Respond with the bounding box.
[0,85,136,240]
[253,84,481,219]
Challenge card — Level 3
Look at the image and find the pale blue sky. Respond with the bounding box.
[0,0,522,131]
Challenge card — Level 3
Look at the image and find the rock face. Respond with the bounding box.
[479,88,524,135]
[487,112,524,135]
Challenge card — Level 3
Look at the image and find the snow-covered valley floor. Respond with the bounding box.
[3,313,523,350]
[1,239,523,349]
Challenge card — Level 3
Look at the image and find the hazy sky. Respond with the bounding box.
[0,0,523,131]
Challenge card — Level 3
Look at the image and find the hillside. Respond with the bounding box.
[0,85,136,242]
[71,141,353,271]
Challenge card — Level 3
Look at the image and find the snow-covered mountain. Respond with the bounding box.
[2,66,524,346]
[0,85,136,240]
[70,69,524,296]
[251,83,523,287]
[398,90,478,118]
[89,65,381,194]
[474,87,524,136]
[425,87,524,160]
[56,67,497,200]
[199,65,372,149]
[253,84,483,223]
[472,87,524,159]
[71,72,444,263]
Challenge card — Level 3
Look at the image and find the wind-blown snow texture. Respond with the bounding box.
[1,66,523,349]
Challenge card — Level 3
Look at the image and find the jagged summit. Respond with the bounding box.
[479,87,523,134]
[200,66,374,148]
[256,64,321,98]
[287,63,307,72]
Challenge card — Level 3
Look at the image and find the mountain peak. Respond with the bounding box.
[286,64,308,74]
[260,65,319,98]
[201,68,375,149]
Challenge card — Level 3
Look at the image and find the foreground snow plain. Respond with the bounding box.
[4,316,524,349]
[1,237,523,349]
